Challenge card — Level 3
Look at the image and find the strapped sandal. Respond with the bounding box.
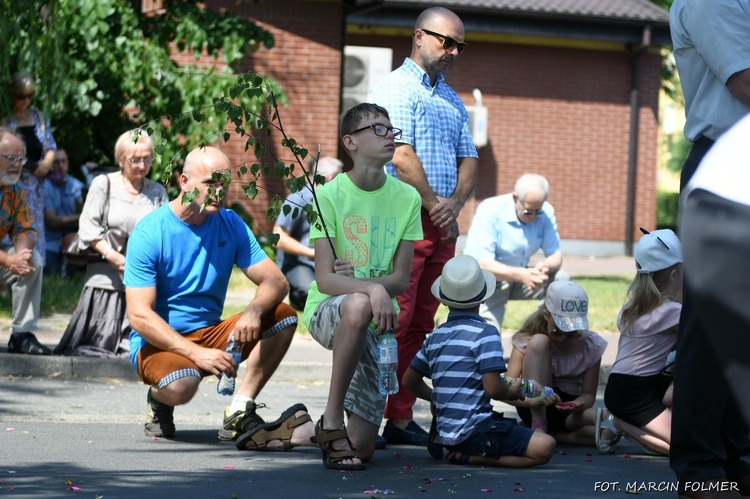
[310,415,366,470]
[236,403,310,451]
[595,407,622,454]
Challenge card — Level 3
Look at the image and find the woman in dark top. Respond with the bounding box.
[4,71,57,263]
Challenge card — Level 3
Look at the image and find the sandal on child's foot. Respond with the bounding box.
[311,415,366,470]
[595,407,622,454]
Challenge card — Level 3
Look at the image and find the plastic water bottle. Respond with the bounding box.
[377,333,399,395]
[501,375,554,398]
[217,335,242,396]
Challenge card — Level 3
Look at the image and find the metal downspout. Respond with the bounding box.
[625,25,651,256]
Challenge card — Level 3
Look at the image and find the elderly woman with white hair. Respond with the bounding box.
[55,129,168,356]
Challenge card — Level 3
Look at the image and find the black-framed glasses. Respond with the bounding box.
[13,92,34,100]
[348,124,402,140]
[419,29,468,55]
[128,157,154,166]
[0,154,26,164]
[522,208,543,216]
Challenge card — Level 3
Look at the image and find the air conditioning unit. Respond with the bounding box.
[342,46,393,112]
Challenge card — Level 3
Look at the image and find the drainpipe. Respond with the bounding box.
[624,25,651,256]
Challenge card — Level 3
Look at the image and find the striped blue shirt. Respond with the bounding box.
[369,57,478,198]
[410,311,506,446]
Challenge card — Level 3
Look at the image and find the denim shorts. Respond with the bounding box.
[445,413,533,461]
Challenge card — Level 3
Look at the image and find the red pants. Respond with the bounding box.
[385,211,455,420]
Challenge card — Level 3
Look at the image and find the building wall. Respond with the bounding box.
[158,0,662,251]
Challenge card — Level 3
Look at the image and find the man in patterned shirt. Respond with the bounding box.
[369,6,479,446]
[0,127,47,355]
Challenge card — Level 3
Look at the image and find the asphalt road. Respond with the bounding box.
[1,342,677,499]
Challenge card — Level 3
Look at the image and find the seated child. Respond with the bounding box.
[302,102,423,470]
[598,228,682,456]
[505,280,614,448]
[403,255,556,467]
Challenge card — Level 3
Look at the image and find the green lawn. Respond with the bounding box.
[1,268,629,334]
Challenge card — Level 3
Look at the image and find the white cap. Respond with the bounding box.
[544,281,589,332]
[635,229,682,274]
[431,255,496,309]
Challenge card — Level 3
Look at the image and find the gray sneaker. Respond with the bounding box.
[218,401,266,441]
[145,389,175,438]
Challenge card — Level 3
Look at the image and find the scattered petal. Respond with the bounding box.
[403,465,415,470]
[585,458,592,462]
[636,457,642,461]
[623,454,632,459]
[393,452,405,458]
[8,488,14,491]
[223,464,235,469]
[514,487,525,492]
[481,488,493,492]
[68,486,83,491]
[559,451,568,455]
[151,436,159,441]
[5,428,14,431]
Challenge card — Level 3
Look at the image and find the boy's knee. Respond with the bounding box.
[341,293,374,328]
[527,432,556,465]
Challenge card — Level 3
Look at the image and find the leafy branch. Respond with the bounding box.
[137,71,337,257]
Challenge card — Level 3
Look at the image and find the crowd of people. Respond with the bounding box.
[2,2,749,495]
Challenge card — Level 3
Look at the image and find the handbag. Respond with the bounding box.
[61,176,128,265]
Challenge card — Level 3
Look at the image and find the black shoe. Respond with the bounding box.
[145,389,175,438]
[7,332,52,355]
[375,434,387,450]
[218,401,266,441]
[382,420,429,446]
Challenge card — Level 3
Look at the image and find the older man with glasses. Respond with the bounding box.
[463,173,568,333]
[0,127,47,355]
[369,6,479,447]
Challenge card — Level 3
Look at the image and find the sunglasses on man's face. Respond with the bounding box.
[419,29,468,55]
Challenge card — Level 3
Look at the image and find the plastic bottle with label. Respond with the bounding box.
[377,332,399,395]
[217,335,242,396]
[501,375,554,398]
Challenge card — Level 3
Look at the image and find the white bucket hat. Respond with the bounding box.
[544,281,589,332]
[431,255,496,309]
[635,228,683,274]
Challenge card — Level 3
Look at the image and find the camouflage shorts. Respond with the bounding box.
[309,294,386,426]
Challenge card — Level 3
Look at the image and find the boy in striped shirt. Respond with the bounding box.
[403,255,556,467]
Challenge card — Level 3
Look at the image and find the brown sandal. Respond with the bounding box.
[310,415,365,470]
[236,403,310,451]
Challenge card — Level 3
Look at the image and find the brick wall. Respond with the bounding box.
[154,0,662,245]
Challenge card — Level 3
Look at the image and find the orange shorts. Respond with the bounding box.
[137,303,297,387]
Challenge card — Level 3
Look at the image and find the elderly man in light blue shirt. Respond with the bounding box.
[463,173,567,331]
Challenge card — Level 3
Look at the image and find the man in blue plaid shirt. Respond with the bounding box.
[369,6,479,446]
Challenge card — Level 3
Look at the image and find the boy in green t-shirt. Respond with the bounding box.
[303,103,423,469]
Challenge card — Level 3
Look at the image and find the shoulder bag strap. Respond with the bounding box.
[102,175,111,231]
